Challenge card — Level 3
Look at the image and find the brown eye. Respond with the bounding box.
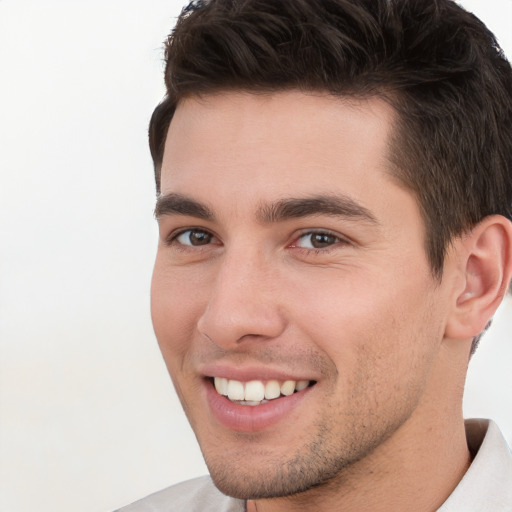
[176,229,213,246]
[296,232,341,249]
[311,233,338,248]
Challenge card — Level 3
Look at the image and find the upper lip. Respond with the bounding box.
[200,363,317,383]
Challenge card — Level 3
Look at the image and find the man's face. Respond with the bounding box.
[151,92,453,499]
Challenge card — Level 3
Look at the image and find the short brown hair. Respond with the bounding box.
[149,0,512,280]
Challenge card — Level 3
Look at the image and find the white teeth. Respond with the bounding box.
[295,380,309,391]
[280,380,296,396]
[244,380,265,402]
[227,379,245,401]
[214,377,312,404]
[214,377,228,395]
[264,380,281,399]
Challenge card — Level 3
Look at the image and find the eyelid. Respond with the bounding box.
[165,226,220,247]
[163,226,351,252]
[289,229,352,250]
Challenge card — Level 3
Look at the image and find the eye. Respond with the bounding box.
[294,231,343,249]
[174,229,214,246]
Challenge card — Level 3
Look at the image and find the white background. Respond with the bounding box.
[0,1,510,511]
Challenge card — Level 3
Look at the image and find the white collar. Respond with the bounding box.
[437,419,512,511]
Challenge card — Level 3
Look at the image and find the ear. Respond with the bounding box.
[445,215,512,340]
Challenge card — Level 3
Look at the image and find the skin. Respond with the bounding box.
[151,91,499,511]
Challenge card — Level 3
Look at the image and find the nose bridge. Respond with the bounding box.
[197,245,285,347]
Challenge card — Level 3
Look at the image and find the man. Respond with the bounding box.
[117,0,512,510]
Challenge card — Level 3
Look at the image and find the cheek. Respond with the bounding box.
[287,266,442,384]
[150,259,206,364]
[291,276,443,439]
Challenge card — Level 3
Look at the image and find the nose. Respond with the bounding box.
[197,251,287,349]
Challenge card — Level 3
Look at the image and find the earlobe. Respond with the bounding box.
[445,215,512,340]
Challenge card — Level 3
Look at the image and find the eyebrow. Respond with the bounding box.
[154,193,214,220]
[154,192,378,226]
[256,195,379,225]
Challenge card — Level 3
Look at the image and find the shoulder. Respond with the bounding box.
[114,475,245,512]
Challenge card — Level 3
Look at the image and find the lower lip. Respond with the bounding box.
[204,380,312,432]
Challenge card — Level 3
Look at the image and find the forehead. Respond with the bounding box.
[160,91,407,217]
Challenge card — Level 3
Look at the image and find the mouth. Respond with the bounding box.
[203,372,317,432]
[210,377,316,406]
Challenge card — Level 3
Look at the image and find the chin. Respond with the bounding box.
[201,436,353,500]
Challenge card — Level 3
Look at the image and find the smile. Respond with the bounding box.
[213,377,313,405]
[204,374,317,431]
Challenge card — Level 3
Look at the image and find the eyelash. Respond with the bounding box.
[166,228,220,250]
[292,230,349,250]
[166,227,349,254]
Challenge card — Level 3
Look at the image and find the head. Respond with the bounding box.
[149,0,512,505]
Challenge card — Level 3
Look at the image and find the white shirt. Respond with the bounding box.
[438,419,512,511]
